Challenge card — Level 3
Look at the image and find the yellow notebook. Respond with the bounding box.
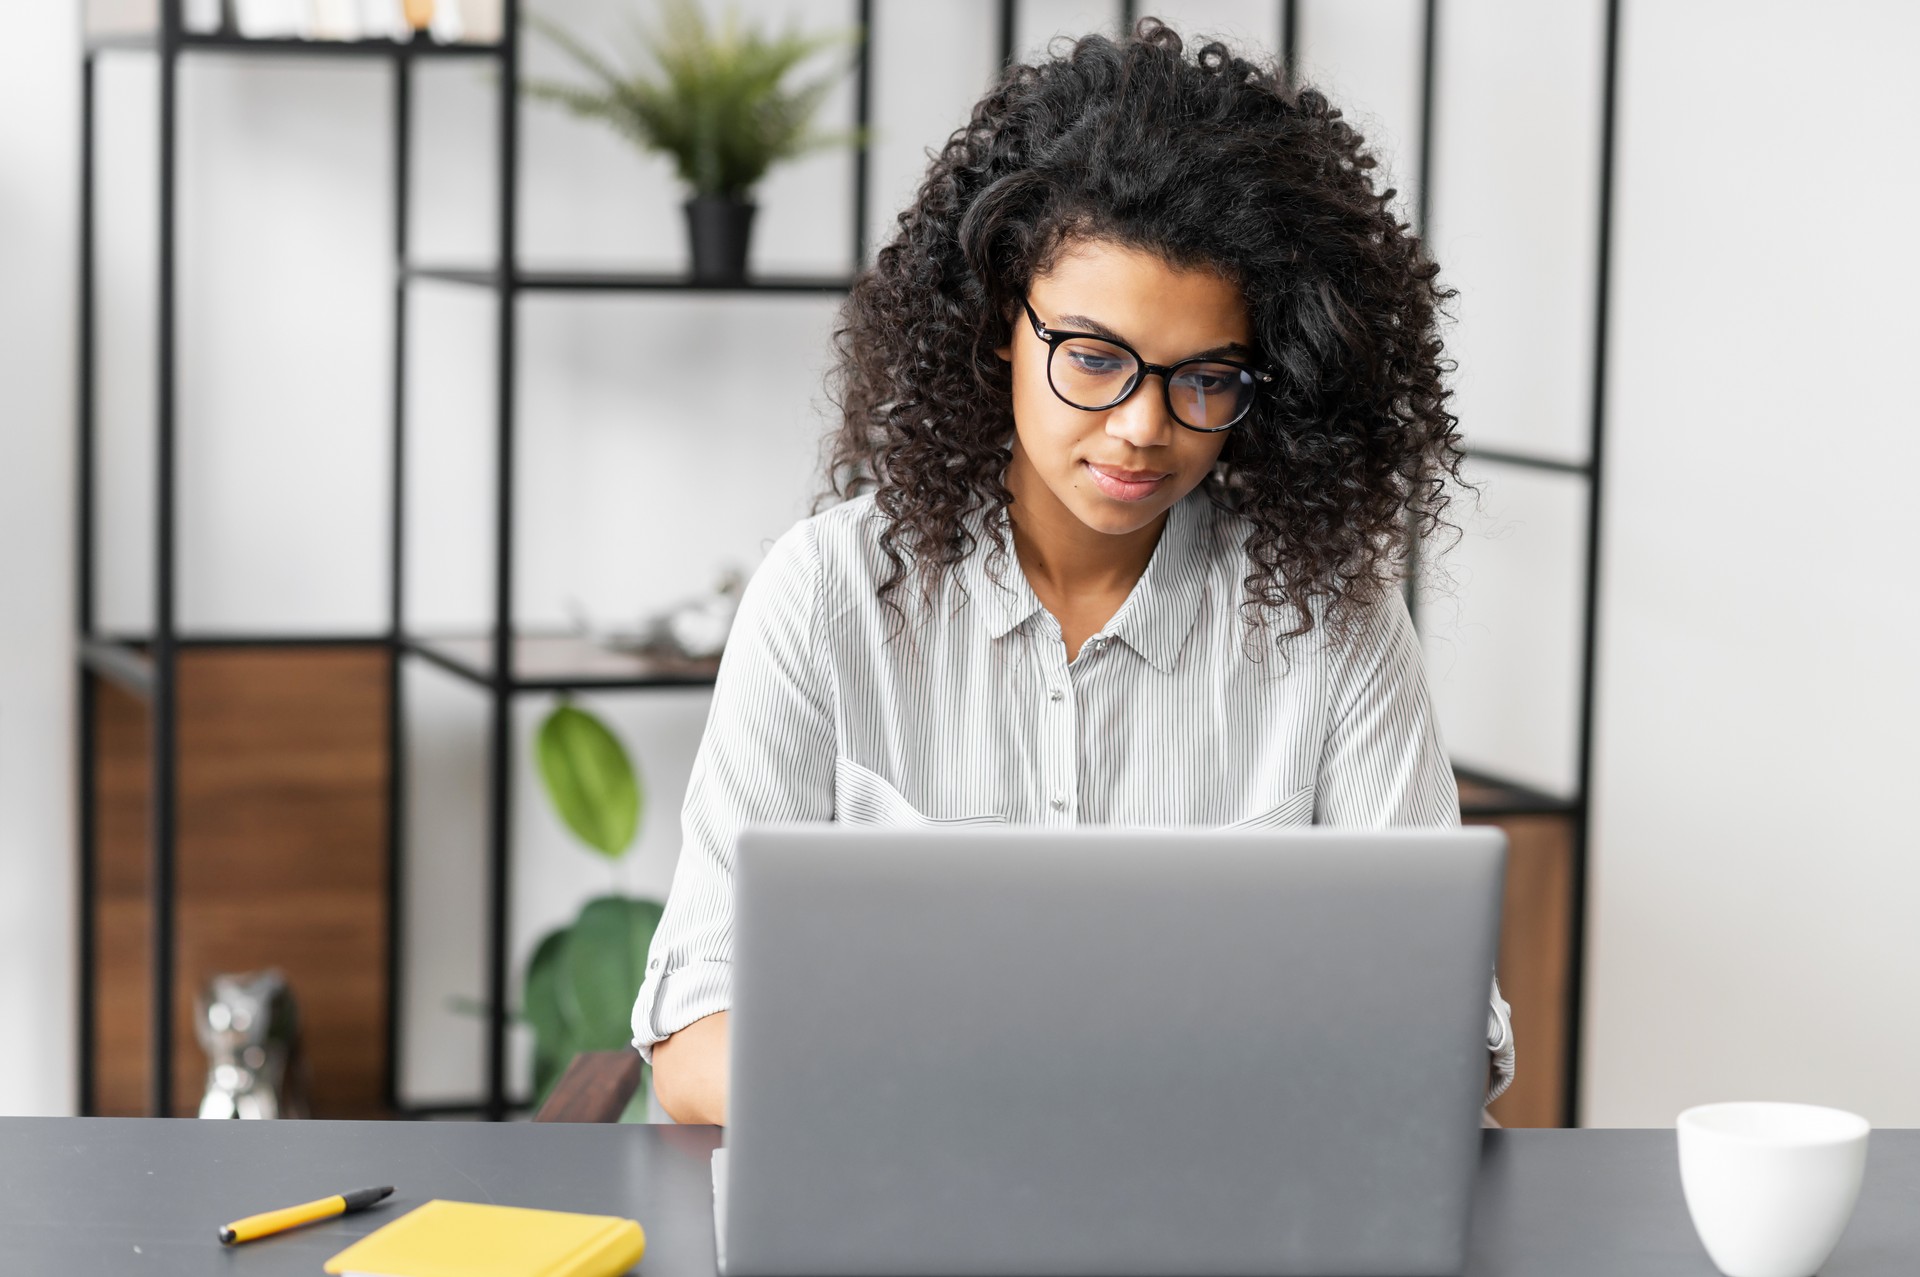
[323,1199,646,1277]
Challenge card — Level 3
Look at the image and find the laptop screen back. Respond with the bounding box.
[724,826,1506,1277]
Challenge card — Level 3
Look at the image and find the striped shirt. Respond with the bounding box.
[632,486,1516,1100]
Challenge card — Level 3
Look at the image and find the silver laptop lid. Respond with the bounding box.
[725,826,1506,1277]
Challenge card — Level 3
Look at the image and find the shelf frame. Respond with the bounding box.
[1399,0,1622,1126]
[403,265,855,294]
[75,46,99,1117]
[74,0,873,1122]
[79,640,155,698]
[85,30,503,59]
[1453,765,1579,820]
[478,0,522,1127]
[148,0,181,1121]
[402,635,721,694]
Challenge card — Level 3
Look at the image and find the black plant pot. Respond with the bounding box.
[684,197,757,285]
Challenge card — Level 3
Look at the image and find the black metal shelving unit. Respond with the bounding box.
[1401,0,1622,1126]
[76,0,1614,1127]
[76,0,873,1122]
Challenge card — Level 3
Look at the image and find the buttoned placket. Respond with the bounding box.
[1031,616,1080,825]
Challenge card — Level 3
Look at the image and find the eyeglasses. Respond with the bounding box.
[1021,299,1273,433]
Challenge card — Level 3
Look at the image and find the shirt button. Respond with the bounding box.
[1049,794,1067,811]
[1048,687,1064,703]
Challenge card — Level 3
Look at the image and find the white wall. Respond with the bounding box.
[0,3,79,1115]
[1416,0,1605,800]
[1582,1,1920,1127]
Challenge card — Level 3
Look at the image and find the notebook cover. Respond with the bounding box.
[322,1199,646,1277]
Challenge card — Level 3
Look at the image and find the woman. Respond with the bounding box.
[634,19,1512,1126]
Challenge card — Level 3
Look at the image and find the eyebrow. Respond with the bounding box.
[1051,311,1258,362]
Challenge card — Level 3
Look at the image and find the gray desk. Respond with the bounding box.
[1,1118,1915,1274]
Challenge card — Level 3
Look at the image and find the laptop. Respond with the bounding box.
[715,825,1506,1277]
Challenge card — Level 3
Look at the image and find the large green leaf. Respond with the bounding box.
[535,704,642,859]
[523,927,573,1102]
[559,895,665,1053]
[523,896,666,1108]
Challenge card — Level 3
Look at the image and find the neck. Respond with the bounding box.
[1003,443,1167,601]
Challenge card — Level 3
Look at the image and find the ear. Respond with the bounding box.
[993,296,1022,362]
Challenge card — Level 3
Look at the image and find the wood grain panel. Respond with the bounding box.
[91,647,391,1118]
[92,680,153,1116]
[1461,786,1577,1128]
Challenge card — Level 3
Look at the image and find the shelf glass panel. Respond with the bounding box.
[1423,460,1589,800]
[406,633,721,691]
[1455,766,1578,818]
[79,639,156,698]
[85,30,502,57]
[404,266,854,294]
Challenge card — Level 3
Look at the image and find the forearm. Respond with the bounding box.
[651,1010,731,1125]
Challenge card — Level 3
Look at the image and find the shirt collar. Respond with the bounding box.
[960,504,1047,641]
[961,487,1213,674]
[1101,488,1212,674]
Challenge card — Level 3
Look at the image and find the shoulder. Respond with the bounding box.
[790,493,888,573]
[747,494,900,619]
[1196,495,1409,666]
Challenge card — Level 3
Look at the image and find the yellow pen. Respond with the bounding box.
[218,1185,394,1245]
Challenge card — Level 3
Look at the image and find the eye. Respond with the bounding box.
[1062,342,1132,377]
[1176,365,1248,393]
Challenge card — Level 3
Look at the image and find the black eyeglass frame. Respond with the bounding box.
[1020,299,1276,433]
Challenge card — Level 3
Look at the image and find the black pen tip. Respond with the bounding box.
[341,1185,398,1211]
[218,1226,237,1245]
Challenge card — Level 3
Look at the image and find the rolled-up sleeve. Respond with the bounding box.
[631,520,836,1061]
[1485,974,1516,1103]
[1314,589,1516,1103]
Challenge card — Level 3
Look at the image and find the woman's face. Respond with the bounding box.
[998,238,1250,539]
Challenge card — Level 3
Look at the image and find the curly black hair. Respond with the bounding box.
[824,17,1464,644]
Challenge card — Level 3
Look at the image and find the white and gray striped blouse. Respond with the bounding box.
[631,486,1516,1099]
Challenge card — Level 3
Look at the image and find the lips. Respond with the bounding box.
[1083,460,1170,502]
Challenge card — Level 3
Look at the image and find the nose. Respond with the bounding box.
[1105,372,1178,448]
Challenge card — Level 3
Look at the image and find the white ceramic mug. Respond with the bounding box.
[1676,1101,1870,1277]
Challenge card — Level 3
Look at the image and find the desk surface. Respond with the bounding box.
[1,1118,1915,1275]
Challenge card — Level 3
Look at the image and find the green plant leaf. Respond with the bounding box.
[535,703,641,859]
[523,0,860,200]
[523,927,573,1102]
[558,895,665,1054]
[524,10,627,91]
[521,896,663,1107]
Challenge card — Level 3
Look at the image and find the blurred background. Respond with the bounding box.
[1,0,1914,1130]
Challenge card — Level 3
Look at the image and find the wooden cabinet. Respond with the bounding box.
[1461,775,1578,1128]
[89,646,390,1118]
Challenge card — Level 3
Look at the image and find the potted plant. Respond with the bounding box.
[524,701,662,1119]
[525,0,861,284]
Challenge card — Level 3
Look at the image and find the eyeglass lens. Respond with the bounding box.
[1049,336,1256,430]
